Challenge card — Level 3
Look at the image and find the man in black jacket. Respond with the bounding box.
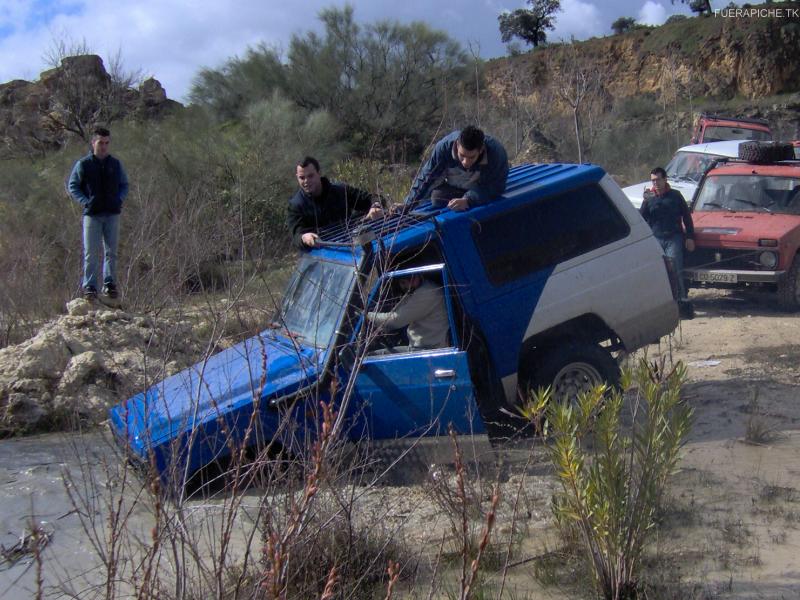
[640,167,695,303]
[287,157,384,249]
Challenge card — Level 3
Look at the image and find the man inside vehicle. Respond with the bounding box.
[366,274,449,352]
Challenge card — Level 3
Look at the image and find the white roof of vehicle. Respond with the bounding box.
[673,140,742,157]
[621,141,744,209]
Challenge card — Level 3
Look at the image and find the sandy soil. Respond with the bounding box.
[645,288,800,598]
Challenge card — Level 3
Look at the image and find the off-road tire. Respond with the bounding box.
[738,141,795,164]
[777,254,800,310]
[527,342,620,406]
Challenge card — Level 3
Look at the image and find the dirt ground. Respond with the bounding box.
[360,286,800,598]
[645,287,800,598]
[2,287,799,599]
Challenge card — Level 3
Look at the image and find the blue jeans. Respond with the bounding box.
[658,234,687,300]
[82,214,119,290]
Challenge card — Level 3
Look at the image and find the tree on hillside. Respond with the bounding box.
[498,0,561,48]
[672,0,712,16]
[547,40,605,163]
[665,14,688,24]
[611,17,636,35]
[284,6,468,157]
[190,44,287,122]
[189,6,468,160]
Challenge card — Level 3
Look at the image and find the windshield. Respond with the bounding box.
[665,151,725,183]
[278,257,356,348]
[695,174,800,215]
[703,126,771,143]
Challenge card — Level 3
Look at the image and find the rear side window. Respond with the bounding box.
[474,184,630,286]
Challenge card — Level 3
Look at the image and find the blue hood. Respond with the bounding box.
[109,330,323,460]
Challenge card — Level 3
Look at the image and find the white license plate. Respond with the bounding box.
[694,271,738,284]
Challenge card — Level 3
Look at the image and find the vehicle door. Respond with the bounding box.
[346,264,484,440]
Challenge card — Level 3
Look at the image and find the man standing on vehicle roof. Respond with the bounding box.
[287,156,385,249]
[403,126,509,211]
[67,126,129,301]
[640,167,695,305]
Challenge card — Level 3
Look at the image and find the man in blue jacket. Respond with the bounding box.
[404,126,509,211]
[67,127,129,300]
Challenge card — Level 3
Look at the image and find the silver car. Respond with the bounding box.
[623,141,743,208]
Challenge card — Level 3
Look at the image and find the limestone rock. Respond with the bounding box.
[0,55,182,158]
[0,305,204,435]
[18,332,71,379]
[58,351,105,395]
[66,298,92,316]
[139,78,167,106]
[3,393,47,430]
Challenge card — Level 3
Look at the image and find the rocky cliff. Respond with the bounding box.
[0,54,181,156]
[486,6,800,106]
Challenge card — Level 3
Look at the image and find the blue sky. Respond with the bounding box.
[0,0,697,102]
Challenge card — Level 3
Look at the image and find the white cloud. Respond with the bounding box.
[0,0,318,102]
[551,0,604,41]
[638,1,668,25]
[0,0,674,103]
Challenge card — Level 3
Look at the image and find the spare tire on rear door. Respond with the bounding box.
[738,141,795,164]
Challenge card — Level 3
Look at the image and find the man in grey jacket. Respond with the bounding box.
[367,274,449,352]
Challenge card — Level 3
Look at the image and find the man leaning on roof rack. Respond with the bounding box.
[287,156,385,249]
[403,126,509,211]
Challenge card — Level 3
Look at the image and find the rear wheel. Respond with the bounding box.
[777,255,800,310]
[527,342,620,406]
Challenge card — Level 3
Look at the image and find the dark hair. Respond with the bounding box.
[458,126,485,151]
[297,156,320,172]
[93,127,110,138]
[650,167,667,179]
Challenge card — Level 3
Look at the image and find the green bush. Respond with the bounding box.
[544,359,693,599]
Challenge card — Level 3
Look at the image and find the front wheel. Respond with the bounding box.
[527,342,620,405]
[777,254,800,310]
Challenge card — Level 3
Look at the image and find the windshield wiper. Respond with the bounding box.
[268,321,305,341]
[702,201,735,212]
[734,198,759,207]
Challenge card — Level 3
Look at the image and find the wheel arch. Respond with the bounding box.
[517,313,621,387]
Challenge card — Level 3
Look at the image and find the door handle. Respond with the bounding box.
[434,369,456,378]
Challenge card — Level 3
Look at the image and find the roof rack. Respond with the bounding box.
[698,113,770,127]
[315,203,439,247]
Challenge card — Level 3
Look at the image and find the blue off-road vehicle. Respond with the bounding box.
[109,163,679,487]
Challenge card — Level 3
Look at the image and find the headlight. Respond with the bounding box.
[758,251,778,269]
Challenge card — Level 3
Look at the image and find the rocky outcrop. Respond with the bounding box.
[0,300,203,435]
[0,55,181,156]
[486,7,800,105]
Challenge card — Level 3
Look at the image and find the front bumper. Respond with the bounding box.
[684,268,786,284]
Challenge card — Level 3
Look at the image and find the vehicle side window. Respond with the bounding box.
[473,184,630,286]
[364,269,452,355]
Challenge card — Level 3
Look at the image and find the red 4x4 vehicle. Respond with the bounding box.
[690,114,772,145]
[684,142,800,308]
